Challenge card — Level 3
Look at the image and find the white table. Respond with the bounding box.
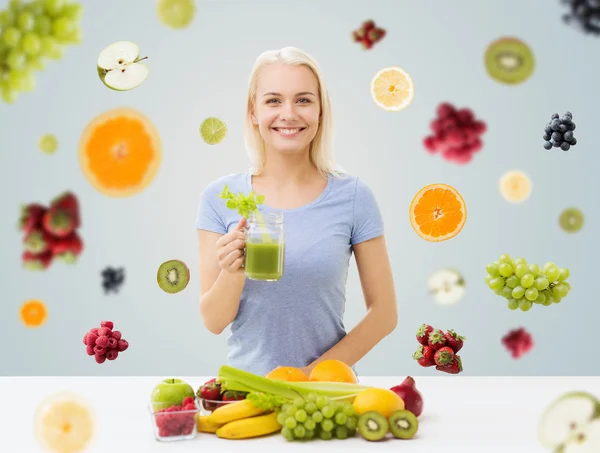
[1,376,599,452]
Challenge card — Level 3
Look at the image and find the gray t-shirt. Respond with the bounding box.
[195,171,384,375]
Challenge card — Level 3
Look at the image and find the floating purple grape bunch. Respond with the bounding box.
[543,112,577,151]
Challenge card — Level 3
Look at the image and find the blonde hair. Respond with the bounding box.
[243,46,346,179]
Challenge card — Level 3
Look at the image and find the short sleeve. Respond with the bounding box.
[351,178,384,245]
[195,188,227,234]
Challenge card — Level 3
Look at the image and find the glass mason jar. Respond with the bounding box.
[244,211,284,281]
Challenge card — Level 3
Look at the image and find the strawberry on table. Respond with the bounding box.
[428,329,447,351]
[416,323,434,346]
[444,329,466,353]
[198,378,222,411]
[436,356,463,374]
[413,345,435,367]
[221,390,247,402]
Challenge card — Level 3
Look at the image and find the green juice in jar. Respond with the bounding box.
[244,210,284,281]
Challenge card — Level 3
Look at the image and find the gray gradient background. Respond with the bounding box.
[1,0,598,376]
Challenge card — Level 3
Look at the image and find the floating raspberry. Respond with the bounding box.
[100,321,114,329]
[107,337,117,349]
[90,328,99,335]
[85,333,98,346]
[106,350,118,361]
[502,327,534,359]
[97,327,112,337]
[83,333,88,345]
[423,102,487,164]
[85,345,95,356]
[95,336,109,348]
[93,346,106,356]
[117,339,129,352]
[111,331,122,341]
[95,354,106,364]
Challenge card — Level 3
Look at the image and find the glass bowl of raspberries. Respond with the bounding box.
[197,378,247,416]
[148,396,199,441]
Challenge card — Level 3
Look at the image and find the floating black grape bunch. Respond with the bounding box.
[561,0,600,36]
[543,112,577,151]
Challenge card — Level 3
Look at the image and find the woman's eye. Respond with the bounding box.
[298,98,311,103]
[266,98,279,104]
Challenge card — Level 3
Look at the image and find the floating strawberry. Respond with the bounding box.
[436,356,462,374]
[413,345,435,367]
[22,250,53,271]
[52,231,83,263]
[18,203,47,234]
[198,378,222,411]
[427,329,447,351]
[416,323,434,346]
[433,346,455,366]
[23,228,55,254]
[50,191,80,228]
[222,390,247,402]
[444,329,466,353]
[42,207,75,238]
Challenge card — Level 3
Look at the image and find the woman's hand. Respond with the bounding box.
[214,217,247,274]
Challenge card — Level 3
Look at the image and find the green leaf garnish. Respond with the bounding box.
[218,185,265,218]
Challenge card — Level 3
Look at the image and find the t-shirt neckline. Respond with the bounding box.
[246,172,333,214]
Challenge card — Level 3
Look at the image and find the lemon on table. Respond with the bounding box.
[34,392,95,453]
[352,388,405,418]
[499,170,531,203]
[371,66,415,111]
[200,117,227,145]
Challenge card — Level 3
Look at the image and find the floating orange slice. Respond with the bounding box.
[79,108,162,197]
[20,299,48,328]
[409,184,467,242]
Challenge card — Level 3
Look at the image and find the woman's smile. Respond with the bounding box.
[271,127,307,138]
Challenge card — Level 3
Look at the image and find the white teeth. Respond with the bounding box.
[275,128,302,135]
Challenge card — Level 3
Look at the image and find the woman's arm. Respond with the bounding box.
[301,235,397,375]
[198,230,246,335]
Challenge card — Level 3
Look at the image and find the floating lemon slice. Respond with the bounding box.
[409,183,467,242]
[20,299,48,328]
[34,392,95,453]
[499,170,531,203]
[371,66,415,111]
[39,134,58,154]
[200,117,227,145]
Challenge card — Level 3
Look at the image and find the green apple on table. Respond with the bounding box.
[150,378,195,411]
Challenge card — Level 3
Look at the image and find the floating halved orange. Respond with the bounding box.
[20,299,48,328]
[79,108,162,197]
[409,183,467,242]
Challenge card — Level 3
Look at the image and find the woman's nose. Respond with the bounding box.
[279,102,298,121]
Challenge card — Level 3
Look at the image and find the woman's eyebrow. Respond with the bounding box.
[262,91,316,97]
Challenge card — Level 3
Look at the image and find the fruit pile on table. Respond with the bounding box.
[148,360,425,443]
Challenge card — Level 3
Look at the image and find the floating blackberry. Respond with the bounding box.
[543,112,577,151]
[101,266,125,294]
[561,0,600,36]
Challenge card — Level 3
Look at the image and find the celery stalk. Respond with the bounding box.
[217,365,371,401]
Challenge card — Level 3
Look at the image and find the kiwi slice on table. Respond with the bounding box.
[559,208,584,233]
[157,259,190,294]
[357,411,388,441]
[484,37,535,85]
[388,410,419,439]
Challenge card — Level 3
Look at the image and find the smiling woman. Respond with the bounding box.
[195,46,398,377]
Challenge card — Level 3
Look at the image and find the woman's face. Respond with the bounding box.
[251,63,321,156]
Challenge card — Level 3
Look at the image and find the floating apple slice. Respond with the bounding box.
[564,419,600,453]
[97,41,148,91]
[428,268,466,305]
[34,391,95,453]
[538,391,600,451]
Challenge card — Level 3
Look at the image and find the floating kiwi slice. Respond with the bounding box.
[485,37,535,85]
[560,208,584,233]
[157,259,190,294]
[357,411,388,441]
[388,410,419,439]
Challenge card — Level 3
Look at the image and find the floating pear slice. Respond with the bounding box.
[97,41,148,91]
[563,419,600,453]
[427,268,466,305]
[538,391,600,450]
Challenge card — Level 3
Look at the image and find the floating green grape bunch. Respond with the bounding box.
[0,0,83,104]
[276,393,358,441]
[485,254,571,311]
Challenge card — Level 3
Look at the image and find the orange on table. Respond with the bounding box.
[409,183,467,242]
[79,108,162,197]
[308,359,357,384]
[265,366,309,382]
[20,299,48,328]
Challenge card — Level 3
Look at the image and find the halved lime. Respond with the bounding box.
[200,117,227,145]
[39,134,58,154]
[157,0,195,29]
